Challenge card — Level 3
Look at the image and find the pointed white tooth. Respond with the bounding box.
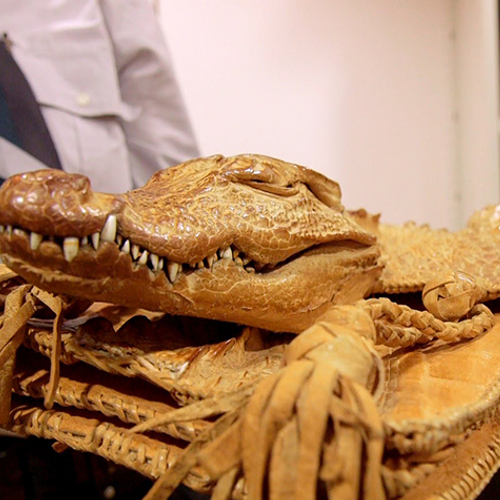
[121,239,130,254]
[246,267,255,273]
[197,260,205,269]
[101,215,117,243]
[242,257,251,266]
[138,250,149,266]
[167,261,180,283]
[91,232,100,250]
[158,257,164,270]
[6,225,13,235]
[80,236,89,246]
[150,253,159,271]
[30,232,43,250]
[63,237,79,262]
[234,257,243,267]
[232,249,240,258]
[131,244,140,260]
[206,254,215,268]
[221,247,232,259]
[116,234,123,246]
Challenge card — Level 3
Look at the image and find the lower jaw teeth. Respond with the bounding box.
[30,232,43,251]
[63,237,80,262]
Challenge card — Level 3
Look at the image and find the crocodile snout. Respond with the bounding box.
[0,169,119,236]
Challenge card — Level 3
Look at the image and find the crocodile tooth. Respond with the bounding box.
[0,225,4,233]
[116,234,123,246]
[234,257,243,267]
[158,257,164,270]
[101,214,117,242]
[197,261,205,269]
[63,237,79,262]
[150,253,159,271]
[91,232,100,250]
[30,232,43,251]
[232,249,240,258]
[241,257,251,266]
[167,261,180,283]
[138,250,149,266]
[13,228,27,238]
[6,225,12,235]
[81,236,89,246]
[131,244,140,260]
[246,267,255,273]
[220,247,232,259]
[206,254,215,268]
[121,239,130,254]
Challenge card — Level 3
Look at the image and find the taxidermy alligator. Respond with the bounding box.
[2,153,500,330]
[3,154,500,500]
[0,154,381,333]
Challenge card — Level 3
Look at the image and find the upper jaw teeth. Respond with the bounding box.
[150,253,160,271]
[101,214,117,242]
[2,220,258,279]
[131,244,140,260]
[138,250,149,266]
[91,232,100,250]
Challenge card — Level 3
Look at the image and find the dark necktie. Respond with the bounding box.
[0,34,62,170]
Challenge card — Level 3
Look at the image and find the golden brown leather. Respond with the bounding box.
[2,156,500,499]
[0,155,380,333]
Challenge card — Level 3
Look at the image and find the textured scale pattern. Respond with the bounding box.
[372,209,500,301]
[0,154,380,333]
[3,156,500,500]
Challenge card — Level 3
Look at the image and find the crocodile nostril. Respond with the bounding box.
[71,174,90,193]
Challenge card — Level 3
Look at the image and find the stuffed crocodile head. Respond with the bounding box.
[0,154,380,332]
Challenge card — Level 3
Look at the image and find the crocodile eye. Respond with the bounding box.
[248,181,298,196]
[226,163,299,196]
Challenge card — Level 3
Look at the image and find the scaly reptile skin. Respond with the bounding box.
[366,207,500,299]
[0,154,380,333]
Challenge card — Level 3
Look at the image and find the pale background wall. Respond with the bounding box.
[159,0,500,229]
[455,0,500,227]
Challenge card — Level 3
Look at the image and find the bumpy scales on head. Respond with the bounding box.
[0,154,380,332]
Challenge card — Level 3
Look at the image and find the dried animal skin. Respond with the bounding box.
[396,409,500,500]
[376,316,500,498]
[371,206,500,299]
[23,315,286,405]
[13,349,210,442]
[0,155,380,333]
[7,397,212,493]
[4,155,500,500]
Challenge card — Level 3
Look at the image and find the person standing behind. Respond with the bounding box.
[0,0,200,192]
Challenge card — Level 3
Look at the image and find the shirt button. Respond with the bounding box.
[76,93,91,107]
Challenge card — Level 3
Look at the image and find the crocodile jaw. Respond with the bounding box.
[0,232,380,333]
[0,155,381,332]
